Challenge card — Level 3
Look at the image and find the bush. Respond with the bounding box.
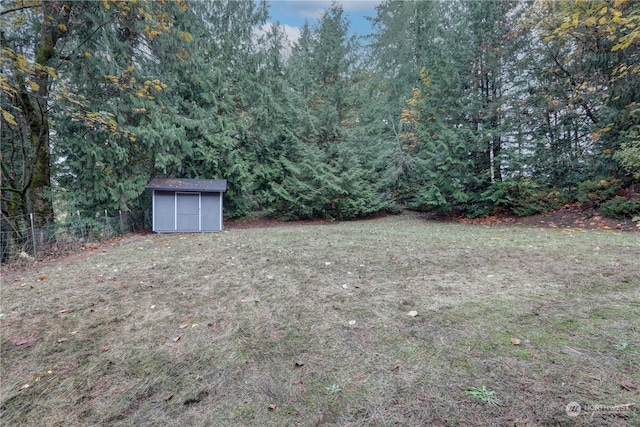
[462,182,510,218]
[599,196,640,220]
[503,180,567,217]
[575,177,622,205]
[613,126,640,180]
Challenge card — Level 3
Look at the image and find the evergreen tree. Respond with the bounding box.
[247,21,302,215]
[1,0,190,231]
[371,0,528,215]
[52,0,190,222]
[53,0,271,219]
[5,0,636,231]
[144,0,270,218]
[279,2,388,219]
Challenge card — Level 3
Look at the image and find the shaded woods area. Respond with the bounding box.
[2,0,639,242]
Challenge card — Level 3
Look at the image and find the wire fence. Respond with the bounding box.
[1,210,142,265]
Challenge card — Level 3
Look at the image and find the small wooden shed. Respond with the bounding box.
[146,178,227,233]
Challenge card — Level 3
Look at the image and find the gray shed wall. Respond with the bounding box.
[152,190,223,232]
[201,192,222,231]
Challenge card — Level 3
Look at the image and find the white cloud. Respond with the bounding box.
[254,22,301,57]
[281,23,302,44]
[255,22,301,47]
[265,0,381,44]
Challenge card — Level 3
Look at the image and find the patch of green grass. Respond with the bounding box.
[466,385,501,406]
[325,384,342,394]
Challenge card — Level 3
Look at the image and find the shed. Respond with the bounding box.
[146,178,227,233]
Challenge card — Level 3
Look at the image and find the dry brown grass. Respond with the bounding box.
[1,212,639,426]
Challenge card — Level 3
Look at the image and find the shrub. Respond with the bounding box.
[503,180,567,217]
[575,177,622,205]
[599,196,640,220]
[463,182,510,218]
[613,126,640,180]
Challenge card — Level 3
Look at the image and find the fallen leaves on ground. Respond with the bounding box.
[620,379,636,391]
[11,333,40,346]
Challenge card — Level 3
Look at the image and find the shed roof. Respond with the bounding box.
[146,178,227,192]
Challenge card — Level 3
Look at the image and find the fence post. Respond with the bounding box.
[29,213,37,261]
[76,210,83,240]
[104,209,108,238]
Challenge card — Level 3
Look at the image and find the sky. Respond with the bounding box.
[265,0,382,44]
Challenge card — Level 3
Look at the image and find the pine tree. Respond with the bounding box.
[279,2,389,219]
[51,1,189,222]
[53,0,273,219]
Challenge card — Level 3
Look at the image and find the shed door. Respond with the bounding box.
[176,193,200,231]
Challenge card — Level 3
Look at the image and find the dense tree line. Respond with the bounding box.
[2,0,639,231]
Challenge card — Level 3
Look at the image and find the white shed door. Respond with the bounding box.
[176,193,200,231]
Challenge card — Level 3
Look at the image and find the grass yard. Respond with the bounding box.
[1,212,639,426]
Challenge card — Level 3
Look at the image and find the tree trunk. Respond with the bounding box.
[28,0,70,227]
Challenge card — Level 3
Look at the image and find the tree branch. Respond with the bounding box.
[0,3,38,17]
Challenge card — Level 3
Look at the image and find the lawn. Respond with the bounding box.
[1,212,639,426]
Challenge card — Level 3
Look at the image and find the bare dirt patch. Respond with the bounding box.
[425,206,639,232]
[1,212,639,426]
